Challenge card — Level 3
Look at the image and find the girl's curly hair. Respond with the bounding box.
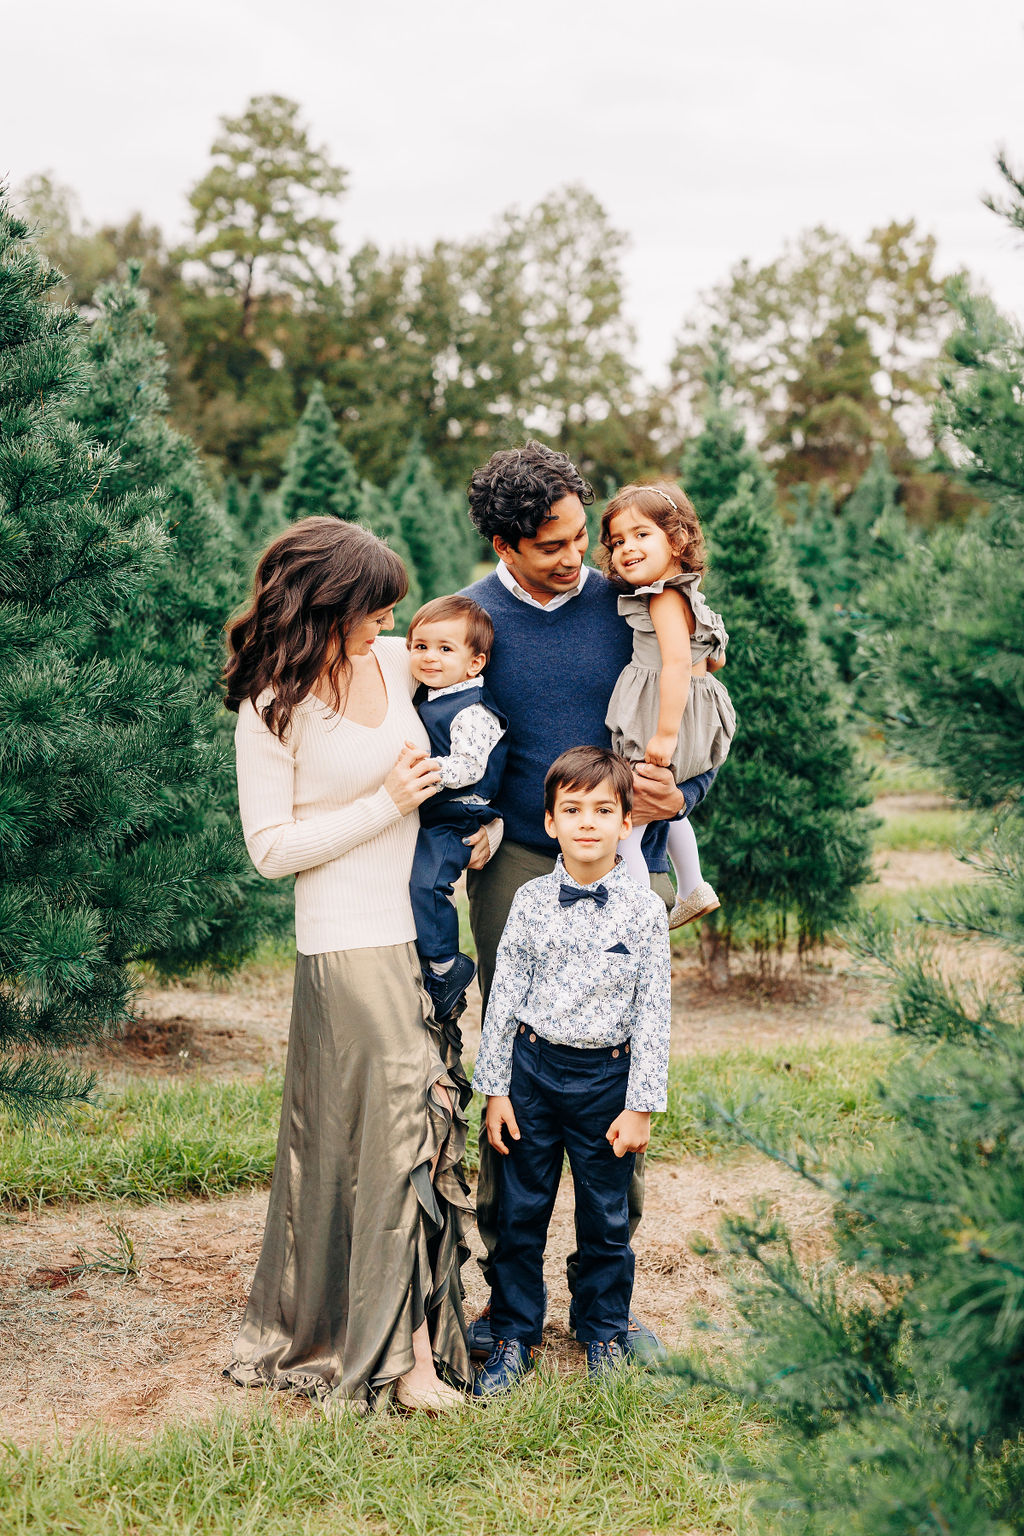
[599,481,706,584]
[467,441,594,546]
[224,517,408,740]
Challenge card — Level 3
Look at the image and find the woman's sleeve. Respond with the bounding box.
[234,702,403,879]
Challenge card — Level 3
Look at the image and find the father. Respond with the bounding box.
[460,442,716,1361]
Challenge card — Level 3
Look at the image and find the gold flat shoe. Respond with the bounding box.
[668,881,721,930]
[394,1377,466,1414]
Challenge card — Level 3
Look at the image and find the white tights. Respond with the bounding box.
[620,818,703,897]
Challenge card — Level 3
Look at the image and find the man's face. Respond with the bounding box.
[493,494,589,603]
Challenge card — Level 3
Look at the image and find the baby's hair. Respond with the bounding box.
[544,746,633,818]
[599,481,706,583]
[406,594,495,662]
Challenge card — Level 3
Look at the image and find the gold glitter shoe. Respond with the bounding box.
[668,881,721,930]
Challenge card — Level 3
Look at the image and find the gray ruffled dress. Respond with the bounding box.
[607,571,736,781]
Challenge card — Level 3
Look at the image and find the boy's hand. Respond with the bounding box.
[485,1095,521,1154]
[606,1110,651,1158]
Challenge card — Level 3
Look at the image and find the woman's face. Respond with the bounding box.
[345,606,395,656]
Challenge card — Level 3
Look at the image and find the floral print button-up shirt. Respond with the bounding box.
[473,855,672,1112]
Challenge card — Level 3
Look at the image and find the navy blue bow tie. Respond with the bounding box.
[559,882,609,910]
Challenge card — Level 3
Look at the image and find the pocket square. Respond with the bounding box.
[605,942,630,955]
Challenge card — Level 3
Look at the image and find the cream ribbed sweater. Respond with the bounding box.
[234,637,430,956]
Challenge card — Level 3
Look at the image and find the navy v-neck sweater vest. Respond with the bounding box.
[460,570,669,867]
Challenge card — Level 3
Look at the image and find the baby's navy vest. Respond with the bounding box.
[416,684,509,826]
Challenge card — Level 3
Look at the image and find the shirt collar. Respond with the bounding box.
[425,676,484,702]
[495,560,590,611]
[553,852,627,893]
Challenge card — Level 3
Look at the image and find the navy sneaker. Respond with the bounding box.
[466,1304,495,1361]
[423,953,476,1020]
[585,1336,629,1379]
[468,1284,548,1360]
[472,1338,535,1399]
[568,1299,667,1367]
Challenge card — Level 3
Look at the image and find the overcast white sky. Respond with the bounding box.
[4,0,1023,377]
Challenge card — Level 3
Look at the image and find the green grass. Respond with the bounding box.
[0,1077,280,1211]
[855,881,968,926]
[858,738,943,797]
[0,1042,893,1211]
[872,808,968,853]
[0,1376,757,1536]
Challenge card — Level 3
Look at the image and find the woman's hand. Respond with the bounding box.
[644,732,677,768]
[384,742,442,816]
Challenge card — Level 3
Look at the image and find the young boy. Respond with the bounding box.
[407,596,509,1019]
[470,746,671,1394]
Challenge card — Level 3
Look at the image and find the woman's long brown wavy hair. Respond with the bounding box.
[224,517,409,739]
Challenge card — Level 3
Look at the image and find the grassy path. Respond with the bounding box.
[0,1040,894,1210]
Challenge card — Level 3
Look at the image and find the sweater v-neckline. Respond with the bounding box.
[312,648,390,730]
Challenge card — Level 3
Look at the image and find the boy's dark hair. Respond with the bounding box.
[544,746,633,817]
[467,441,595,548]
[406,594,494,662]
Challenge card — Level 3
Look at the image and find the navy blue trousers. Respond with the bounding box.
[410,801,493,964]
[490,1030,635,1346]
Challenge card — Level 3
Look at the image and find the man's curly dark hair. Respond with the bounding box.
[467,441,595,547]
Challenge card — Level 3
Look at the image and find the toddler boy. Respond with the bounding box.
[471,745,671,1395]
[408,595,508,1018]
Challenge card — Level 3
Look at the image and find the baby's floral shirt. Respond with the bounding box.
[473,855,671,1112]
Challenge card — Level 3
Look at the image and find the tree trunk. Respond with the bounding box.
[699,921,731,991]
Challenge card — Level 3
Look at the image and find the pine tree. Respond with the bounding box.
[693,469,874,982]
[790,448,911,690]
[0,194,234,1118]
[389,438,473,601]
[680,375,874,982]
[223,473,242,526]
[361,482,421,631]
[279,381,363,523]
[680,347,772,515]
[673,157,1024,1535]
[70,265,285,971]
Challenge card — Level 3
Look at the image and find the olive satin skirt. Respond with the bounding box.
[225,942,473,1405]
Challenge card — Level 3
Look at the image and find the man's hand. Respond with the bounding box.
[485,1095,521,1154]
[630,763,685,826]
[464,823,496,871]
[606,1110,651,1158]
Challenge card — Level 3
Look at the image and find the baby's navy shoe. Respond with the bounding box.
[468,1284,548,1360]
[585,1336,629,1379]
[423,953,476,1020]
[472,1338,535,1399]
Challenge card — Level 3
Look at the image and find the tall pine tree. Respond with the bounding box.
[70,267,285,971]
[389,437,475,602]
[676,155,1024,1536]
[279,381,363,523]
[681,375,873,982]
[0,195,234,1117]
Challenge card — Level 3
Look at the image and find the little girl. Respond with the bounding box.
[601,482,736,928]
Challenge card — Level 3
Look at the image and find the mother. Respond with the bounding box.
[223,517,476,1412]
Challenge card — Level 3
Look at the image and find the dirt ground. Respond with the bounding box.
[0,1156,828,1448]
[0,839,973,1448]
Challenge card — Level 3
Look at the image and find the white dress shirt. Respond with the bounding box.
[494,559,591,612]
[472,855,671,1112]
